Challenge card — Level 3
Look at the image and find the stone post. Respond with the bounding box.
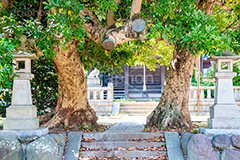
[107,83,113,100]
[124,65,129,99]
[208,55,240,129]
[143,65,147,91]
[3,51,39,130]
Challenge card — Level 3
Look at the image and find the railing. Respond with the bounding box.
[189,86,240,100]
[189,86,240,115]
[87,83,114,116]
[87,83,113,101]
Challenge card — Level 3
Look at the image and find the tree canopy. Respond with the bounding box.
[0,0,239,127]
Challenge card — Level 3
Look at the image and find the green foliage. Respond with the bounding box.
[191,68,214,86]
[84,0,118,22]
[79,40,136,73]
[147,0,235,55]
[0,38,15,89]
[126,40,173,71]
[192,60,240,86]
[0,38,15,116]
[233,60,240,86]
[31,57,58,113]
[0,57,58,116]
[0,0,239,117]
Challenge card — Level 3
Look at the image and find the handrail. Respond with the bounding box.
[189,86,240,100]
[88,83,113,101]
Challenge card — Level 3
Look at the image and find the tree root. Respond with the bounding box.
[146,101,192,128]
[39,103,98,129]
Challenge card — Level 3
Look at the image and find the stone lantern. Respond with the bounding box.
[208,55,240,129]
[3,51,39,130]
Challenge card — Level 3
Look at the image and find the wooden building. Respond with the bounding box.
[101,64,167,99]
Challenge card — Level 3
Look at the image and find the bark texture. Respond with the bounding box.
[130,0,143,18]
[146,47,196,128]
[146,0,216,128]
[38,2,147,128]
[80,8,146,49]
[40,43,98,128]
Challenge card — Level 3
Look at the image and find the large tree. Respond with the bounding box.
[0,0,147,128]
[0,0,239,128]
[146,0,240,127]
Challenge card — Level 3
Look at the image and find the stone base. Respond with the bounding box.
[200,128,240,136]
[208,117,240,129]
[0,128,49,138]
[3,118,39,130]
[210,104,240,118]
[6,105,37,119]
[87,78,101,87]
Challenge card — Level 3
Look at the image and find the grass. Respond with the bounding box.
[0,116,5,128]
[193,122,208,128]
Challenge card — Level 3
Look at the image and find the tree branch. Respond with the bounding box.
[80,8,146,50]
[37,0,43,23]
[215,0,233,12]
[106,0,120,27]
[221,20,238,33]
[130,0,143,18]
[0,0,10,11]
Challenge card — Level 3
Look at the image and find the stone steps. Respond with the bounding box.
[82,141,165,149]
[120,102,157,116]
[80,132,166,158]
[80,150,166,158]
[83,132,161,141]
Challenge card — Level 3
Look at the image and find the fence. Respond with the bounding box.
[88,83,114,115]
[2,84,240,116]
[189,86,240,115]
[88,85,240,116]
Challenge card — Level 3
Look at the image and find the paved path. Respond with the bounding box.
[104,122,145,133]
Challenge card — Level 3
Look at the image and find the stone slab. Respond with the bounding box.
[65,131,83,160]
[164,132,184,160]
[83,133,162,141]
[11,79,32,105]
[3,118,39,130]
[200,128,240,136]
[82,141,165,149]
[208,117,240,129]
[104,122,145,133]
[209,104,240,118]
[80,150,165,158]
[112,102,120,115]
[6,105,37,119]
[0,128,48,138]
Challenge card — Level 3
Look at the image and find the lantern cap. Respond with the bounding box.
[208,50,240,61]
[208,55,240,61]
[11,51,38,60]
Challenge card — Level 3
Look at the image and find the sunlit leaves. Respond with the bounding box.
[146,0,236,56]
[0,38,15,89]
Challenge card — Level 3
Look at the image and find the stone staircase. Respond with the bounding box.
[120,102,158,116]
[80,132,166,158]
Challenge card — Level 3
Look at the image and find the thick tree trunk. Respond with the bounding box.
[40,43,98,128]
[146,47,196,128]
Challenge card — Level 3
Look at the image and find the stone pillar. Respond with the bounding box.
[107,83,113,100]
[124,65,129,98]
[143,65,147,91]
[208,55,240,129]
[4,51,39,130]
[160,65,166,92]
